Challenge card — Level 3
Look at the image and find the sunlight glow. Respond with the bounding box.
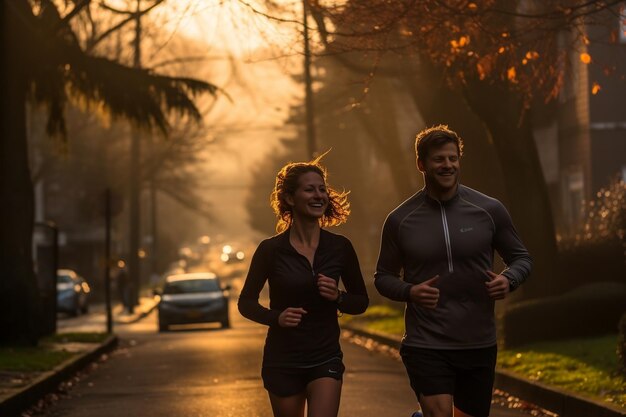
[158,0,302,57]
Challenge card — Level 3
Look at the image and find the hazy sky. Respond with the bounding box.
[157,0,305,244]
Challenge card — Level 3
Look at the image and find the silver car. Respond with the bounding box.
[56,269,90,316]
[157,272,230,332]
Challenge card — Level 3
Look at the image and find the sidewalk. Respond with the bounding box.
[112,295,160,325]
[0,296,159,417]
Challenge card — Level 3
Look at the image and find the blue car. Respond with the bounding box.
[57,269,90,316]
[157,272,230,332]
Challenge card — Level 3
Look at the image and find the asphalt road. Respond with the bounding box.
[44,301,538,417]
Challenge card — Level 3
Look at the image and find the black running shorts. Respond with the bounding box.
[400,344,497,417]
[262,358,345,397]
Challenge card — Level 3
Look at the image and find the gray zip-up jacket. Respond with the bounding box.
[375,185,532,349]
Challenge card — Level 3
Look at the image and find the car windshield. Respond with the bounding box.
[163,279,220,294]
[57,275,73,284]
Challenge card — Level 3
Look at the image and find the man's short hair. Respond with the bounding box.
[415,125,464,161]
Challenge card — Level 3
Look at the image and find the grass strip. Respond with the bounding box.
[498,335,625,408]
[0,332,108,373]
[44,332,109,344]
[341,305,625,408]
[0,348,74,372]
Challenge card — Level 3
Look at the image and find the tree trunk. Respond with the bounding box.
[402,56,557,299]
[463,79,558,299]
[0,0,43,344]
[353,89,416,199]
[401,57,508,204]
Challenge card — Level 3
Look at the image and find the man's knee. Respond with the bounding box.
[418,393,453,417]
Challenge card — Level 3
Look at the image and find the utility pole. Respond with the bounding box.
[303,0,317,159]
[104,189,113,334]
[149,179,158,282]
[128,0,143,311]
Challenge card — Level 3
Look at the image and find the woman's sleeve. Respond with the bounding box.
[338,238,369,314]
[237,240,281,326]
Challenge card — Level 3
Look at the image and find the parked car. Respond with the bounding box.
[156,272,230,332]
[56,269,90,316]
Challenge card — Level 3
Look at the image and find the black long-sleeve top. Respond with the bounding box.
[238,228,369,367]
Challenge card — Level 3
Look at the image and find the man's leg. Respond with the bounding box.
[453,405,476,417]
[452,346,497,417]
[417,395,481,417]
[401,346,457,417]
[418,393,454,417]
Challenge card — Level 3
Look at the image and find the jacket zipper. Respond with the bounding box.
[438,202,454,273]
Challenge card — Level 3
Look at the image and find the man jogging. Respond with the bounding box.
[375,125,532,417]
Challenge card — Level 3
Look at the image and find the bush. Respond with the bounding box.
[503,282,626,348]
[555,176,625,293]
[558,175,625,247]
[556,239,626,292]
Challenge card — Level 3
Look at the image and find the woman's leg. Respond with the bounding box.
[268,391,307,417]
[305,377,342,417]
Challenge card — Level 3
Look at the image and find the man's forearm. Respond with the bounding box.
[374,272,412,302]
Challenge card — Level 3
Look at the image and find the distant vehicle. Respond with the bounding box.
[156,272,230,332]
[56,269,90,316]
[220,244,245,264]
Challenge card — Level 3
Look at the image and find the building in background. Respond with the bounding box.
[536,6,626,236]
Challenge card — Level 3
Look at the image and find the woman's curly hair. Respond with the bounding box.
[270,154,350,233]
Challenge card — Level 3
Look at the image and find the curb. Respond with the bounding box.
[114,297,158,325]
[495,369,626,417]
[343,326,625,417]
[0,335,119,417]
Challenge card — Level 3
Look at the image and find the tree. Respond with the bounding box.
[0,0,217,344]
[304,0,624,299]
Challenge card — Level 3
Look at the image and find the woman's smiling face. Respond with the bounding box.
[287,171,329,220]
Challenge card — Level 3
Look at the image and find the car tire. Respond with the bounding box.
[81,304,89,314]
[70,304,80,317]
[158,319,168,332]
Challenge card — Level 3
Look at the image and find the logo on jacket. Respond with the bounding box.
[460,227,474,233]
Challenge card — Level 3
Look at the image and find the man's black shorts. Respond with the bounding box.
[262,357,345,397]
[400,344,497,417]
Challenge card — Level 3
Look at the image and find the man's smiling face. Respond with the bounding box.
[418,142,460,199]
